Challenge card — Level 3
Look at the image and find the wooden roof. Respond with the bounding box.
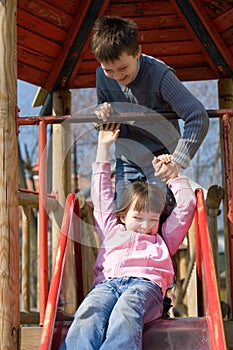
[17,0,233,92]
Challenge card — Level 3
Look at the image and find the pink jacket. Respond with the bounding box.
[91,162,196,296]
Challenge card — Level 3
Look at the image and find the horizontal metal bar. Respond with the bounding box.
[17,109,233,126]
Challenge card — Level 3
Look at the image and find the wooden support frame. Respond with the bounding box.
[0,0,19,348]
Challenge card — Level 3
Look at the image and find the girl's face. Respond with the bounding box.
[120,199,160,235]
[100,48,141,86]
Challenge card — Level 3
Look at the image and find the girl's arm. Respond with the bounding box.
[96,123,120,162]
[91,124,121,241]
[161,177,196,256]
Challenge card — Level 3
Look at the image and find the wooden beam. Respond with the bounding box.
[68,0,111,88]
[46,0,110,92]
[0,0,19,349]
[189,0,233,73]
[172,0,233,78]
[18,191,58,211]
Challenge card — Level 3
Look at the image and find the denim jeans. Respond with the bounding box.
[60,277,163,350]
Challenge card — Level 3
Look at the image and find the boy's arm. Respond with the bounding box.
[160,70,209,169]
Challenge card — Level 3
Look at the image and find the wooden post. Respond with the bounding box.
[52,90,71,260]
[218,78,233,317]
[52,90,77,314]
[206,185,224,291]
[0,1,20,349]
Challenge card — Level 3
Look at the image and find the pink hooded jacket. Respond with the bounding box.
[91,162,196,296]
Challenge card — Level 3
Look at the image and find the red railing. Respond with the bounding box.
[39,193,83,350]
[18,109,233,322]
[39,188,227,350]
[195,188,227,350]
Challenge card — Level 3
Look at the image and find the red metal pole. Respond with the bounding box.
[39,193,76,350]
[222,114,233,318]
[195,189,227,350]
[38,120,49,325]
[194,209,204,316]
[73,198,84,306]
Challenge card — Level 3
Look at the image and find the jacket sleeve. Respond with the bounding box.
[91,162,118,242]
[161,176,196,256]
[160,70,209,169]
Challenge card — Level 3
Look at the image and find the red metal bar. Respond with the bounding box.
[17,109,233,127]
[194,210,204,316]
[39,193,76,350]
[222,114,233,316]
[195,188,227,350]
[73,198,84,306]
[18,188,57,199]
[38,120,49,324]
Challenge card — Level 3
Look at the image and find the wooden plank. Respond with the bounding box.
[17,8,66,44]
[18,27,61,59]
[105,1,176,17]
[213,8,233,33]
[176,66,218,81]
[138,28,191,43]
[20,326,42,350]
[222,27,233,48]
[18,191,58,211]
[203,1,233,19]
[46,0,110,91]
[17,45,53,73]
[134,14,184,30]
[142,41,201,57]
[45,0,80,15]
[156,53,210,68]
[45,0,93,91]
[18,0,74,30]
[17,62,48,87]
[71,65,216,89]
[77,53,209,75]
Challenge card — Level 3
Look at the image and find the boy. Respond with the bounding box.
[91,16,209,206]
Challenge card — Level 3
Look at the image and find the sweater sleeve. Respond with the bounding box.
[160,70,209,168]
[161,176,196,256]
[91,162,118,242]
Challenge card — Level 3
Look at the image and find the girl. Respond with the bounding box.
[60,125,196,350]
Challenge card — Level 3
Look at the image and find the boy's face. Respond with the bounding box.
[100,48,141,86]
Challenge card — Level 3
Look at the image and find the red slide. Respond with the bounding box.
[39,189,227,350]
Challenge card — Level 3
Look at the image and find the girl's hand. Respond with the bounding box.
[152,155,180,183]
[95,102,113,122]
[96,123,120,162]
[98,123,120,146]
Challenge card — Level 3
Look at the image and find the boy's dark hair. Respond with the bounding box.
[115,181,166,220]
[90,16,140,62]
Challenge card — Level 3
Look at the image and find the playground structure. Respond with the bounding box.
[1,1,233,349]
[17,108,232,350]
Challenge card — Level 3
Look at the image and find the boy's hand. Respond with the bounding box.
[152,155,180,183]
[95,102,113,122]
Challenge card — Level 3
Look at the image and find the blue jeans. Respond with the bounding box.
[60,277,163,350]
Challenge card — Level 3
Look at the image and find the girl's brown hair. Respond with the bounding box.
[90,16,140,63]
[115,181,166,221]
